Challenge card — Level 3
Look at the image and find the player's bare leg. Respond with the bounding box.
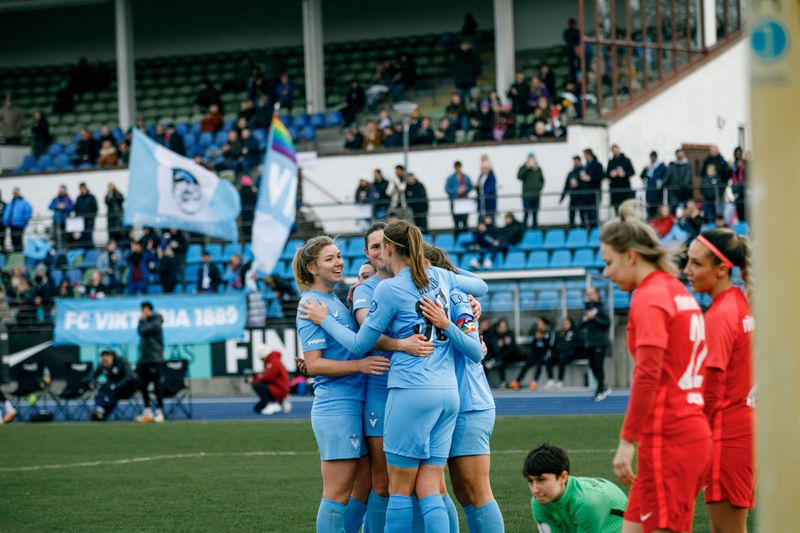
[321,459,360,503]
[351,455,371,502]
[448,455,494,507]
[707,501,748,533]
[367,436,389,496]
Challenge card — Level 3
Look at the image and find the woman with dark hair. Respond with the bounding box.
[484,318,523,388]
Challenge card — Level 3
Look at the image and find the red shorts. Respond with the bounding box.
[704,436,755,508]
[625,437,712,533]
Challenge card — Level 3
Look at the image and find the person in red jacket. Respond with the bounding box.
[249,348,291,415]
[600,200,711,533]
[685,227,755,532]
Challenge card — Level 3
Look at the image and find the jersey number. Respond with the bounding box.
[415,289,448,342]
[678,314,707,403]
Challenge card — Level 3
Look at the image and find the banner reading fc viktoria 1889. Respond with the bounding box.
[53,293,246,346]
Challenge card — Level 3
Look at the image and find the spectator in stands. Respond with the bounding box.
[98,139,118,168]
[371,169,390,219]
[344,125,364,150]
[223,254,244,290]
[701,144,731,186]
[528,77,550,108]
[554,317,584,389]
[248,348,291,415]
[49,184,73,249]
[511,318,555,390]
[11,276,36,324]
[446,161,473,234]
[136,301,165,423]
[73,182,98,247]
[435,118,456,145]
[197,250,222,293]
[382,124,402,148]
[91,350,138,421]
[98,125,116,147]
[354,178,375,231]
[31,111,51,157]
[3,187,31,253]
[462,13,479,42]
[105,182,125,244]
[412,117,435,145]
[580,287,611,401]
[518,153,545,229]
[275,73,294,110]
[363,120,383,152]
[731,146,747,222]
[476,154,497,221]
[388,165,408,210]
[580,148,604,227]
[467,219,503,269]
[470,100,495,141]
[507,72,530,115]
[366,61,392,110]
[220,130,244,172]
[405,173,429,232]
[238,98,256,123]
[164,124,185,156]
[564,18,581,77]
[664,148,692,213]
[605,144,635,212]
[240,129,261,172]
[194,79,222,113]
[72,128,99,166]
[57,278,74,298]
[390,52,417,100]
[117,141,130,165]
[239,175,257,241]
[200,104,223,133]
[650,204,676,237]
[561,155,583,228]
[125,241,155,295]
[497,212,525,248]
[97,239,122,293]
[675,199,704,240]
[84,270,108,299]
[154,243,177,294]
[0,96,23,144]
[484,318,523,388]
[640,150,667,218]
[453,40,482,101]
[342,80,366,126]
[539,62,557,97]
[250,95,272,130]
[492,101,515,141]
[446,93,468,131]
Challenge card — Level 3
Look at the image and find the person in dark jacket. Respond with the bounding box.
[496,212,525,248]
[606,144,635,212]
[72,128,98,166]
[640,151,667,219]
[507,72,530,115]
[3,187,32,252]
[157,243,180,294]
[91,350,138,421]
[125,241,155,295]
[164,124,185,156]
[105,182,125,244]
[197,250,222,293]
[73,182,98,247]
[477,154,497,221]
[342,80,366,126]
[248,348,291,415]
[518,153,545,228]
[31,111,51,158]
[561,156,584,228]
[136,301,165,423]
[404,173,429,232]
[663,149,693,213]
[553,317,585,387]
[49,184,73,250]
[239,175,257,241]
[445,161,474,234]
[701,144,731,187]
[730,146,747,222]
[453,40,482,101]
[580,148,605,227]
[483,318,524,388]
[371,169,390,219]
[579,287,611,401]
[512,317,556,390]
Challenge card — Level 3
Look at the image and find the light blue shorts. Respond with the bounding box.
[364,396,387,438]
[449,409,495,458]
[383,388,459,467]
[311,413,367,461]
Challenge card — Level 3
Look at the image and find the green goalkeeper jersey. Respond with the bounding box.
[532,476,628,533]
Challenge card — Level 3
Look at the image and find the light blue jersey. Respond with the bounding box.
[297,290,366,416]
[352,275,391,400]
[451,289,495,413]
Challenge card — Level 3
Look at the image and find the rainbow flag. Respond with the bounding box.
[251,115,298,276]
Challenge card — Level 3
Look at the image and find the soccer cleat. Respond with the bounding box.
[529,381,538,391]
[545,379,556,389]
[555,381,564,389]
[3,409,17,424]
[282,398,292,414]
[593,387,611,402]
[153,409,165,423]
[509,380,521,390]
[135,409,154,423]
[495,381,507,390]
[261,402,282,415]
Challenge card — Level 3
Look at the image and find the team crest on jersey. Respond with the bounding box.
[350,434,360,450]
[368,412,378,428]
[369,301,378,314]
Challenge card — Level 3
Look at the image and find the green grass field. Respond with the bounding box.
[1,415,754,532]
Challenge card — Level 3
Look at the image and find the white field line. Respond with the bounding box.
[0,448,615,473]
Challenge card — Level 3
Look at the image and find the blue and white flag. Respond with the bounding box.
[251,115,297,275]
[124,129,241,242]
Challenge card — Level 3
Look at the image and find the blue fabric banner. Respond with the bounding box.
[54,293,246,346]
[124,129,241,242]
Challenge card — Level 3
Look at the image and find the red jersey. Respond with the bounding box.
[704,287,754,439]
[623,271,711,445]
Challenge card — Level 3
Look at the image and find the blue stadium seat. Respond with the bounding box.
[565,228,588,249]
[204,243,222,262]
[65,249,84,267]
[566,290,584,309]
[732,222,749,236]
[50,269,64,287]
[309,113,325,128]
[198,132,213,147]
[53,154,71,168]
[222,244,243,261]
[214,131,228,145]
[548,250,572,268]
[344,259,360,277]
[184,266,199,284]
[292,114,309,128]
[186,244,203,264]
[455,232,473,251]
[422,234,433,244]
[183,133,196,148]
[571,248,595,268]
[243,243,253,262]
[519,230,543,251]
[37,155,52,167]
[501,251,526,270]
[280,240,303,261]
[66,269,82,285]
[173,283,185,294]
[526,251,549,269]
[325,111,343,128]
[490,291,514,312]
[268,299,284,319]
[252,129,267,143]
[520,291,537,311]
[20,155,37,171]
[48,143,65,156]
[65,142,78,155]
[460,253,480,271]
[593,249,606,269]
[433,234,457,254]
[613,289,631,308]
[83,249,100,267]
[543,229,566,250]
[488,282,516,292]
[149,284,164,295]
[538,290,561,310]
[343,237,363,258]
[300,126,316,141]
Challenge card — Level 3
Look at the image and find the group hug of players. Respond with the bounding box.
[294,198,754,533]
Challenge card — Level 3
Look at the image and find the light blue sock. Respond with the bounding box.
[385,495,413,533]
[463,504,478,533]
[473,500,504,533]
[317,498,347,533]
[343,497,367,533]
[442,493,460,533]
[419,494,449,533]
[411,496,424,531]
[363,490,388,533]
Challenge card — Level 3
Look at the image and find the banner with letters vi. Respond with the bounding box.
[54,294,246,346]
